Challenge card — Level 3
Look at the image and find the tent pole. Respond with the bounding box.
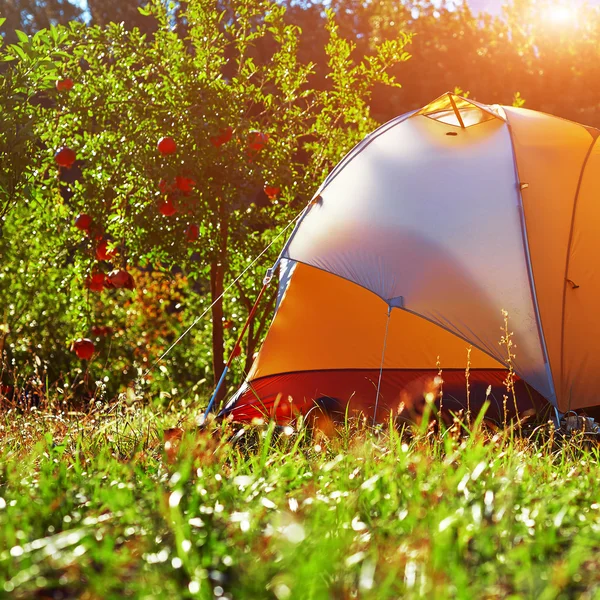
[553,407,562,428]
[268,198,318,278]
[203,281,270,421]
[448,93,466,129]
[373,305,393,426]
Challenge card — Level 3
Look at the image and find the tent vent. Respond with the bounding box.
[416,93,503,129]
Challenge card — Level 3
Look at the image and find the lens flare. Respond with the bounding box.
[542,4,577,25]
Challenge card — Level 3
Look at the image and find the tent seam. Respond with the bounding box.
[503,115,557,407]
[505,106,600,140]
[559,135,599,408]
[245,367,514,383]
[260,259,545,394]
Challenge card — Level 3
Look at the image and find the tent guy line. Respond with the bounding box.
[135,209,304,391]
[373,305,393,425]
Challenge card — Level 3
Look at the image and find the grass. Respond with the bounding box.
[0,402,599,599]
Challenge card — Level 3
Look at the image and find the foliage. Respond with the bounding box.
[0,0,410,403]
[0,0,83,44]
[287,0,600,125]
[87,0,157,32]
[5,0,600,124]
[0,408,599,598]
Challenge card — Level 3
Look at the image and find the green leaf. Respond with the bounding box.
[11,45,28,61]
[138,4,151,16]
[15,30,29,44]
[0,18,6,28]
[37,59,56,71]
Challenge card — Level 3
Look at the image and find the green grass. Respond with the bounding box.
[0,404,599,599]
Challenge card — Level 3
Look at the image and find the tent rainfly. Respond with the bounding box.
[220,93,600,424]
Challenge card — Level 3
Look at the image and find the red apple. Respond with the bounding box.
[85,272,105,292]
[231,345,242,358]
[107,269,135,290]
[72,338,95,360]
[124,274,135,290]
[157,136,177,155]
[248,131,269,151]
[158,197,177,216]
[96,239,117,261]
[223,319,233,329]
[210,126,233,148]
[264,185,280,199]
[74,213,92,231]
[175,176,196,194]
[55,147,77,168]
[185,223,200,241]
[56,78,74,92]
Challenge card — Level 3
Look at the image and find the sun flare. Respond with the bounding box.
[542,4,578,25]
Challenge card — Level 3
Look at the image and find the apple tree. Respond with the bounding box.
[0,0,411,405]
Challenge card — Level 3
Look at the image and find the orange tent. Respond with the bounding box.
[221,94,600,423]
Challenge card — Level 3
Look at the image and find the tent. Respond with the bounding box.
[220,93,600,424]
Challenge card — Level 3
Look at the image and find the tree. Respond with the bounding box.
[1,0,82,43]
[317,0,600,125]
[86,0,157,33]
[0,0,411,405]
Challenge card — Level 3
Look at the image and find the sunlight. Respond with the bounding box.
[541,4,578,26]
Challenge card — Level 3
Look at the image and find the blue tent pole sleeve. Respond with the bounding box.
[204,366,229,420]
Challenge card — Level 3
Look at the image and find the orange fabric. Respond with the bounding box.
[562,137,600,409]
[249,263,504,381]
[505,107,596,412]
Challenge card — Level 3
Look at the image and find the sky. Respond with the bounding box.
[70,0,600,16]
[467,0,600,14]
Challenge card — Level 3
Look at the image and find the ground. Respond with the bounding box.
[0,404,599,599]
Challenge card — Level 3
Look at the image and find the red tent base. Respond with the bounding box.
[221,369,552,425]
